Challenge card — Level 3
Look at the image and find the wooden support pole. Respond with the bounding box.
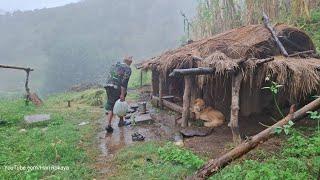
[182,76,191,127]
[230,72,243,144]
[159,74,164,109]
[262,12,289,57]
[25,69,31,105]
[140,70,143,88]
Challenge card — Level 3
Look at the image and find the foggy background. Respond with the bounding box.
[0,0,196,95]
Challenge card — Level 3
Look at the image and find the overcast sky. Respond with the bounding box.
[0,0,81,12]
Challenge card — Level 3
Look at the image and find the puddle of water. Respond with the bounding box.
[98,116,172,157]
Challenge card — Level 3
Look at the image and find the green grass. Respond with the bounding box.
[211,129,320,180]
[0,93,102,179]
[107,142,205,180]
[128,67,151,89]
[298,8,320,52]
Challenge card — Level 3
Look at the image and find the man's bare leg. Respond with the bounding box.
[107,111,114,126]
[106,111,114,133]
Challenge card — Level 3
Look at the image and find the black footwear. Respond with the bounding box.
[132,132,145,141]
[105,125,114,133]
[118,120,131,127]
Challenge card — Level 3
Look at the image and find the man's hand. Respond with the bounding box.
[120,86,126,102]
[120,94,125,102]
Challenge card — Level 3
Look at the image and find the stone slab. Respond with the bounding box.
[134,114,154,125]
[24,114,51,123]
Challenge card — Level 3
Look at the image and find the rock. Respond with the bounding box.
[180,127,213,137]
[19,129,27,133]
[173,132,184,147]
[24,114,51,123]
[78,122,89,126]
[130,104,139,110]
[41,127,48,132]
[127,108,136,113]
[134,114,154,125]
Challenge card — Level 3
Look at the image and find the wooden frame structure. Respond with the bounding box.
[0,64,34,105]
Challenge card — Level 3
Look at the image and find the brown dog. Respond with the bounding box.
[192,98,225,128]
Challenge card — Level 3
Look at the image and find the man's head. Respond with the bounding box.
[123,56,133,66]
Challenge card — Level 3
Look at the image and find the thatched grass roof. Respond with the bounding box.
[140,24,320,100]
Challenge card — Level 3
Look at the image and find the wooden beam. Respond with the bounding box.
[169,67,215,77]
[152,96,183,113]
[182,76,191,127]
[169,58,248,77]
[230,72,243,144]
[0,64,34,72]
[262,12,289,57]
[159,74,164,109]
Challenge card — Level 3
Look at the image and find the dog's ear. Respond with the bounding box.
[194,98,201,104]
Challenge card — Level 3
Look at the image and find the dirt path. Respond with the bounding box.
[94,114,175,178]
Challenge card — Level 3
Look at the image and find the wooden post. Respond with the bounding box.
[140,70,143,88]
[25,68,31,106]
[182,76,191,127]
[159,74,164,109]
[230,72,243,144]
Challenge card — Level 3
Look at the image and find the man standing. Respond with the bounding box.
[104,56,133,133]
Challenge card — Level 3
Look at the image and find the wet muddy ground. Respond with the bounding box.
[93,90,316,179]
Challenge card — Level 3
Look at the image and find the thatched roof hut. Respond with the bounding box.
[138,23,320,143]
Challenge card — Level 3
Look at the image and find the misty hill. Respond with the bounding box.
[0,0,195,94]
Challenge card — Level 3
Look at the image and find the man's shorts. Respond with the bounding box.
[104,86,121,112]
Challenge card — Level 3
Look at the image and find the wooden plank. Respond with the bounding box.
[152,96,183,113]
[182,76,191,127]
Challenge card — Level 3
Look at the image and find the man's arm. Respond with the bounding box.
[119,68,131,101]
[120,86,126,101]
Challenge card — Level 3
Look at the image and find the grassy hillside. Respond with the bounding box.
[0,91,102,179]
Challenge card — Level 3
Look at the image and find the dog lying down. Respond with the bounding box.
[192,98,225,128]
